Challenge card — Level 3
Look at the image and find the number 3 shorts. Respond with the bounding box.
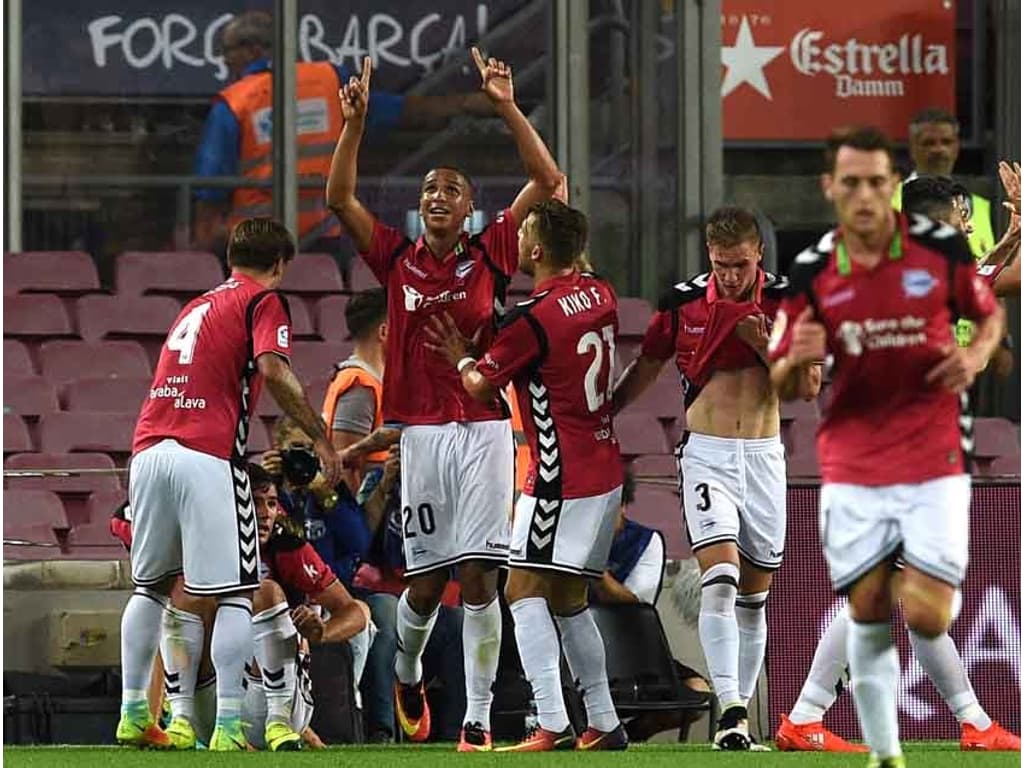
[678,432,787,570]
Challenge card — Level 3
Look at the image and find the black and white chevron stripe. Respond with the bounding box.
[526,376,562,561]
[232,463,258,584]
[262,666,286,692]
[232,367,253,459]
[164,670,181,696]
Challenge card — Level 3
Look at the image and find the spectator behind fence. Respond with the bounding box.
[192,11,494,277]
[321,288,388,493]
[590,470,712,742]
[355,441,467,743]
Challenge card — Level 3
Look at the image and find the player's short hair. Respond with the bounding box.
[824,126,894,174]
[527,199,589,268]
[622,469,636,507]
[345,288,387,341]
[272,415,303,448]
[902,175,959,221]
[424,165,474,194]
[224,11,273,51]
[705,206,762,249]
[228,218,296,271]
[247,462,276,492]
[909,108,960,135]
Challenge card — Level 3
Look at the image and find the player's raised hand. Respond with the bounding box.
[735,313,771,352]
[925,344,981,393]
[788,306,827,365]
[998,160,1021,217]
[260,449,284,479]
[291,605,326,643]
[471,46,514,105]
[339,56,372,121]
[423,312,473,366]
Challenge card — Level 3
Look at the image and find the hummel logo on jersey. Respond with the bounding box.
[303,563,319,581]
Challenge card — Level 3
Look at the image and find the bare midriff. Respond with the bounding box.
[685,366,780,439]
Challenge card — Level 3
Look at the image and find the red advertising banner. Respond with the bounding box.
[768,482,1020,740]
[721,1,957,141]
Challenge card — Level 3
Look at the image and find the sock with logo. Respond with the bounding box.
[212,596,253,728]
[555,608,619,733]
[160,606,204,724]
[121,588,169,718]
[698,562,741,710]
[252,602,297,725]
[848,620,901,759]
[394,590,439,686]
[511,597,570,733]
[790,605,849,725]
[909,630,992,730]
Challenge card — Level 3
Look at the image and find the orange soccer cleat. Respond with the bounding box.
[394,680,431,743]
[961,721,1021,751]
[457,722,492,752]
[497,725,575,752]
[576,724,629,751]
[775,713,868,753]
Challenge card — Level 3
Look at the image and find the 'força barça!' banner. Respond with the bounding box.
[720,0,956,141]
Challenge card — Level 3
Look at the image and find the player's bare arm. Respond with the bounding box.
[611,355,666,415]
[926,303,1006,391]
[338,425,400,468]
[325,56,375,253]
[469,46,562,225]
[993,255,1020,297]
[303,581,370,644]
[422,311,495,403]
[771,306,827,401]
[360,445,400,533]
[258,353,343,486]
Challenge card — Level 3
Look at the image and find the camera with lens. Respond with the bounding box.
[280,447,321,487]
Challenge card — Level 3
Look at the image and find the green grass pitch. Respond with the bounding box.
[4,742,1021,768]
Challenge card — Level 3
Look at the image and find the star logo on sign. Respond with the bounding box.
[721,16,784,100]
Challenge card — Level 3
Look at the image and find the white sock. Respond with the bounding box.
[510,597,569,733]
[790,605,849,725]
[160,606,204,724]
[252,602,297,725]
[462,597,502,731]
[736,590,769,705]
[555,609,619,733]
[394,590,438,685]
[698,562,741,710]
[349,617,377,709]
[121,588,169,716]
[909,630,992,730]
[194,674,217,745]
[212,596,253,727]
[848,620,901,759]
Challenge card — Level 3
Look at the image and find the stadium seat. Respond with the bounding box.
[3,452,124,496]
[784,418,818,459]
[987,454,1021,476]
[246,419,272,455]
[349,259,381,292]
[38,413,136,456]
[315,295,350,341]
[616,413,671,456]
[279,253,345,295]
[617,297,653,338]
[65,521,129,560]
[40,340,152,385]
[4,251,101,295]
[115,251,224,297]
[4,376,59,417]
[76,295,181,344]
[781,397,820,423]
[630,370,683,420]
[3,295,75,338]
[4,414,33,454]
[630,483,687,559]
[3,489,70,531]
[630,454,678,480]
[290,341,354,384]
[973,418,1019,460]
[4,339,35,375]
[2,522,62,561]
[256,375,333,425]
[61,377,150,413]
[785,445,821,477]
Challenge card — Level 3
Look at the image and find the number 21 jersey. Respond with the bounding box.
[477,271,622,499]
[132,273,292,461]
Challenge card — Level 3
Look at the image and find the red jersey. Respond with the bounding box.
[132,273,291,460]
[768,213,998,485]
[641,269,787,408]
[262,523,339,608]
[477,271,622,498]
[359,210,519,425]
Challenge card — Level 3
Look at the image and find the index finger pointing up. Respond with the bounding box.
[470,46,487,75]
[360,55,372,89]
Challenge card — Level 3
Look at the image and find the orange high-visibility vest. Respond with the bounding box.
[219,61,342,245]
[506,384,530,494]
[321,359,388,463]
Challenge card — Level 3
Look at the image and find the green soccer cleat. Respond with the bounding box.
[115,711,172,749]
[265,720,303,751]
[164,716,197,750]
[209,720,250,751]
[867,755,906,768]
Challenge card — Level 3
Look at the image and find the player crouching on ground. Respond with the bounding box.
[246,463,375,750]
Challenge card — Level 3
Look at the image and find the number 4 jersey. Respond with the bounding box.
[477,270,622,499]
[132,273,292,461]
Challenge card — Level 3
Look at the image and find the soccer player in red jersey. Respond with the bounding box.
[425,200,626,752]
[769,127,1004,768]
[118,218,343,751]
[326,51,562,750]
[613,206,820,750]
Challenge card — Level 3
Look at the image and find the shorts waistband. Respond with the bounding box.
[684,431,781,453]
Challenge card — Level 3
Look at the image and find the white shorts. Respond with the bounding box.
[678,432,787,569]
[129,439,259,595]
[242,652,314,748]
[820,474,970,592]
[509,486,623,578]
[400,420,513,577]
